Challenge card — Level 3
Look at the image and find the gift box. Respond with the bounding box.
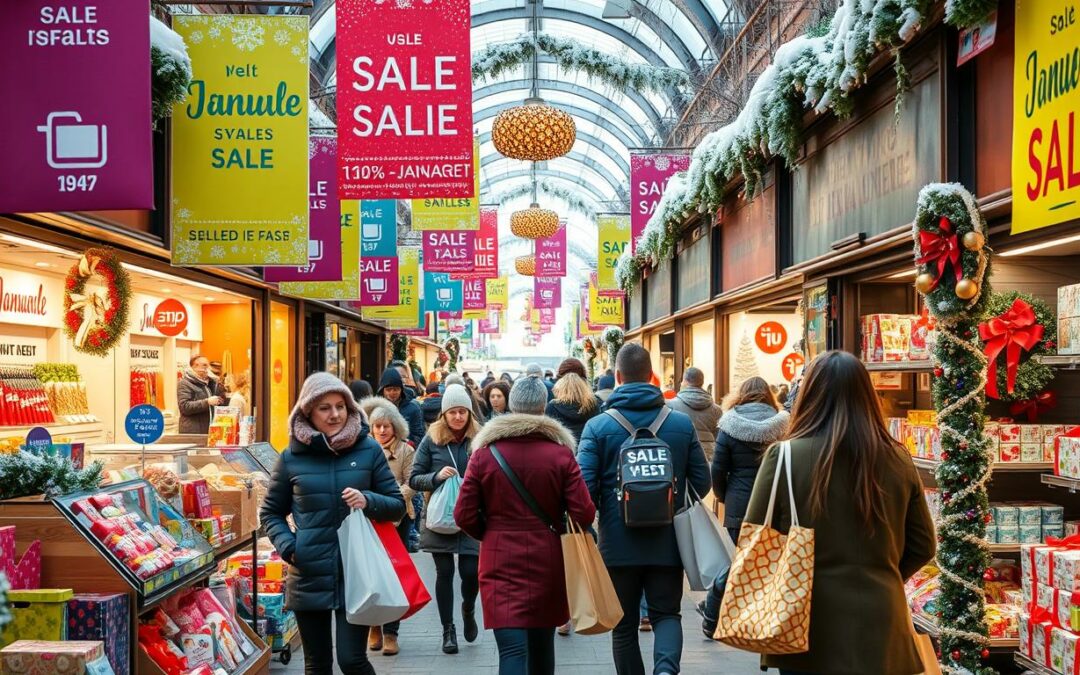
[0,589,72,648]
[1021,611,1033,658]
[0,527,41,591]
[1000,444,1021,463]
[1055,550,1080,592]
[1037,583,1057,615]
[995,505,1020,527]
[1052,626,1080,673]
[1060,283,1080,319]
[1058,437,1080,479]
[1061,316,1080,354]
[0,640,113,675]
[1019,505,1044,527]
[1021,525,1044,544]
[1044,505,1066,526]
[1022,425,1044,445]
[1035,619,1054,666]
[1000,424,1022,444]
[1022,444,1044,463]
[181,479,212,519]
[998,525,1020,544]
[67,594,129,675]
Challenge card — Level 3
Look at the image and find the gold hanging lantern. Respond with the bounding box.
[515,255,536,276]
[492,98,576,162]
[511,204,559,239]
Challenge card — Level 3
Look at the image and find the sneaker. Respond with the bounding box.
[697,600,718,639]
[557,621,571,636]
[638,617,652,632]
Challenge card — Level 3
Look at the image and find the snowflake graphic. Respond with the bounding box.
[175,239,199,262]
[653,156,671,171]
[208,25,222,39]
[231,245,240,254]
[210,246,226,260]
[291,45,302,57]
[265,249,282,264]
[177,208,192,219]
[291,214,303,224]
[231,20,265,51]
[274,29,290,46]
[188,31,204,44]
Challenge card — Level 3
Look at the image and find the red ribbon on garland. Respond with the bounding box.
[915,216,963,291]
[1008,391,1058,422]
[979,298,1045,399]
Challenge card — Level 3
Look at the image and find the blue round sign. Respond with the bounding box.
[25,426,52,453]
[125,404,164,445]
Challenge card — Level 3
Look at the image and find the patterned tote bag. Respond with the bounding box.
[714,440,815,654]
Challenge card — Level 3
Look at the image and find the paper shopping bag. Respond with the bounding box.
[338,510,409,626]
[373,520,431,621]
[562,519,623,635]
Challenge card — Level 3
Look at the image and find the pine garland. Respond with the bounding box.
[389,334,410,363]
[444,338,460,373]
[491,180,597,221]
[944,0,998,30]
[150,17,192,127]
[913,183,995,675]
[582,338,598,384]
[602,326,625,369]
[0,451,104,501]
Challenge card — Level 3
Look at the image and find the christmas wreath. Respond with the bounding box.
[63,249,131,357]
[980,291,1056,403]
[582,337,598,384]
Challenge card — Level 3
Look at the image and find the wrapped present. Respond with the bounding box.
[1044,505,1066,526]
[0,589,72,648]
[0,640,113,675]
[1021,525,1044,544]
[1000,444,1021,463]
[0,527,41,591]
[1058,436,1080,479]
[1037,583,1057,614]
[1021,611,1033,658]
[1055,550,1080,592]
[1022,425,1044,445]
[1059,283,1080,319]
[1022,444,1044,463]
[1019,505,1044,527]
[998,525,1020,544]
[181,479,212,519]
[67,594,129,675]
[1000,424,1022,445]
[1047,524,1066,540]
[995,505,1020,527]
[1035,618,1054,666]
[1053,626,1080,673]
[1045,425,1068,444]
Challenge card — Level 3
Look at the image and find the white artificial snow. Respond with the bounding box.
[308,100,335,129]
[150,16,192,78]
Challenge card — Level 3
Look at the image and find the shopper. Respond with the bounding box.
[260,373,405,675]
[420,381,444,426]
[577,343,711,675]
[349,379,373,403]
[480,370,496,390]
[482,380,511,418]
[178,355,227,434]
[739,350,936,675]
[545,359,600,443]
[444,374,488,422]
[499,372,515,386]
[409,384,482,655]
[390,359,424,398]
[377,367,425,446]
[525,363,555,401]
[666,367,722,448]
[595,370,616,403]
[454,376,596,675]
[227,371,252,417]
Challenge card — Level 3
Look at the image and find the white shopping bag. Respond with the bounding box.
[674,484,736,591]
[338,509,410,625]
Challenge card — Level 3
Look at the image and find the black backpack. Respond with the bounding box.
[606,407,675,528]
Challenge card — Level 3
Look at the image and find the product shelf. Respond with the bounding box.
[0,421,106,444]
[912,456,1052,473]
[1015,653,1055,674]
[1041,474,1080,492]
[912,614,1019,650]
[1036,354,1080,369]
[862,361,935,373]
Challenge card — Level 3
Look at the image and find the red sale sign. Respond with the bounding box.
[452,206,498,279]
[335,0,473,199]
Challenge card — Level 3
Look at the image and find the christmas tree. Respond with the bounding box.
[731,331,760,389]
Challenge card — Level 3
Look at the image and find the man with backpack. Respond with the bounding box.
[577,343,712,675]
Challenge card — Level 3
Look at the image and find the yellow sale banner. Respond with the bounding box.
[597,214,631,290]
[171,15,310,265]
[1011,0,1080,233]
[589,284,625,325]
[462,309,488,320]
[486,276,508,308]
[410,138,481,230]
[279,201,360,299]
[363,247,421,321]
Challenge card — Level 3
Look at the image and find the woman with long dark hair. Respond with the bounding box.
[736,350,936,675]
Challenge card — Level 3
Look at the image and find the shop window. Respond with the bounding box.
[687,319,717,398]
[677,234,710,310]
[269,302,295,452]
[726,302,801,397]
[645,262,672,323]
[721,177,776,292]
[628,289,643,329]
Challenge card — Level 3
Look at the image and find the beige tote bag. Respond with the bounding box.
[562,518,624,635]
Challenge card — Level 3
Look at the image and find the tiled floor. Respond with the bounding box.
[270,552,762,674]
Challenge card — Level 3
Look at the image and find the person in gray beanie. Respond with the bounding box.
[509,374,549,415]
[525,363,555,402]
[409,383,482,654]
[261,372,405,675]
[444,373,488,421]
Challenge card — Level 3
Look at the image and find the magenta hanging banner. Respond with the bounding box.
[478,311,500,334]
[0,0,153,212]
[335,0,473,199]
[539,307,556,326]
[630,152,690,253]
[536,220,567,277]
[439,310,463,320]
[265,137,343,283]
[452,206,498,279]
[462,278,486,310]
[423,230,475,273]
[534,277,562,310]
[359,257,399,306]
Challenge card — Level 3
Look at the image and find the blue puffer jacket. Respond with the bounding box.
[577,382,711,568]
[260,420,405,612]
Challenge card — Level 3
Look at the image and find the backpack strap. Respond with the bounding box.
[489,444,559,535]
[647,407,672,435]
[604,409,636,435]
[605,407,672,437]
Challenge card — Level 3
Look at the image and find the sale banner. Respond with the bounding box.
[589,285,626,326]
[1011,0,1080,233]
[534,277,562,309]
[389,308,430,335]
[580,284,604,333]
[265,137,342,282]
[597,214,631,291]
[279,201,361,300]
[462,278,486,310]
[336,0,473,199]
[631,152,690,251]
[357,198,398,306]
[171,15,309,266]
[452,206,499,278]
[360,246,420,320]
[424,272,463,312]
[0,0,153,211]
[539,307,556,325]
[462,309,487,320]
[479,311,500,334]
[411,137,481,230]
[536,221,567,277]
[486,277,508,309]
[422,229,475,272]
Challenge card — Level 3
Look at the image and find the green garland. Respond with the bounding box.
[491,180,598,221]
[982,291,1056,403]
[582,338,598,384]
[444,338,460,373]
[0,451,103,501]
[150,17,192,127]
[945,0,998,30]
[602,326,625,370]
[389,334,410,363]
[913,183,995,675]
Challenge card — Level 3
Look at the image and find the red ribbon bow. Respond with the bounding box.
[979,298,1045,399]
[1009,391,1058,422]
[916,216,963,291]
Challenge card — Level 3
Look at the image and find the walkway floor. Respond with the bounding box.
[270,552,761,674]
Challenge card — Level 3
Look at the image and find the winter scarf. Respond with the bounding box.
[290,410,363,452]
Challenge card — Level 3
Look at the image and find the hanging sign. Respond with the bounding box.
[539,307,556,326]
[462,309,487,320]
[411,137,481,230]
[358,199,399,306]
[170,15,309,266]
[534,277,561,310]
[452,206,499,278]
[265,137,343,283]
[152,299,189,338]
[597,214,631,291]
[486,276,508,309]
[581,284,605,332]
[462,278,486,310]
[125,404,164,445]
[630,152,690,251]
[478,311,500,334]
[422,230,475,272]
[392,311,431,335]
[25,427,53,453]
[336,0,473,199]
[755,321,788,354]
[1011,0,1080,233]
[359,247,419,320]
[424,272,463,312]
[0,0,153,212]
[279,201,361,300]
[536,220,567,277]
[589,284,626,326]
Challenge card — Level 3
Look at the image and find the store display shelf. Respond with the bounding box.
[1037,354,1080,369]
[213,532,256,563]
[1015,653,1055,674]
[912,457,1052,473]
[987,543,1022,554]
[862,361,934,373]
[1041,474,1080,491]
[0,421,105,444]
[912,614,1018,650]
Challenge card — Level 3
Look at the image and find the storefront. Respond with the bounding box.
[301,302,387,390]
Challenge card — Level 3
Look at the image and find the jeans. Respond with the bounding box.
[293,608,373,675]
[383,517,413,636]
[639,594,648,619]
[493,627,555,675]
[701,568,730,625]
[431,552,479,626]
[609,566,684,675]
[409,494,424,546]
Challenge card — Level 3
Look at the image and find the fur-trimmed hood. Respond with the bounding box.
[358,396,409,441]
[426,415,481,446]
[472,413,577,453]
[718,402,790,444]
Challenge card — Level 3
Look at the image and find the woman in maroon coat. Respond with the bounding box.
[454,375,596,675]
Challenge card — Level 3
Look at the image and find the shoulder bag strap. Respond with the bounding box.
[783,441,801,528]
[444,444,460,471]
[762,440,789,528]
[489,443,559,535]
[604,409,636,435]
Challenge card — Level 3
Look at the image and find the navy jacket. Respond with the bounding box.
[577,382,711,568]
[377,368,426,446]
[260,421,405,611]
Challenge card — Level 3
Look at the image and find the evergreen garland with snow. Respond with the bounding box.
[492,180,598,221]
[0,451,103,501]
[602,326,625,370]
[150,17,192,127]
[944,0,998,30]
[473,32,690,94]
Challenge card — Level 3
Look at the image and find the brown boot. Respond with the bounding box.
[383,633,399,656]
[368,626,383,652]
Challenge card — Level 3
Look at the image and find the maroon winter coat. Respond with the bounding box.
[454,414,596,629]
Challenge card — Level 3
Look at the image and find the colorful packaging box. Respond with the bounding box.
[0,527,41,591]
[1043,505,1066,526]
[181,479,212,519]
[1020,611,1033,658]
[1055,550,1080,592]
[1058,437,1080,479]
[0,589,72,648]
[1022,425,1044,445]
[1021,525,1044,544]
[1053,626,1080,674]
[1000,444,1021,463]
[1035,619,1054,667]
[994,505,1020,527]
[0,640,113,675]
[1019,505,1044,527]
[1066,521,1080,537]
[1046,524,1066,540]
[985,525,998,543]
[1000,424,1022,445]
[998,525,1020,544]
[66,594,129,675]
[1022,444,1044,463]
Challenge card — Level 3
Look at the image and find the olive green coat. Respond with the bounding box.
[741,436,936,675]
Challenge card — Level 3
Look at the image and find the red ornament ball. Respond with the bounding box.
[984,513,993,524]
[981,648,990,659]
[951,649,962,661]
[983,568,997,581]
[933,368,943,377]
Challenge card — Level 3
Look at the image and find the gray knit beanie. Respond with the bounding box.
[509,375,548,415]
[444,374,466,388]
[289,372,362,428]
[441,383,473,414]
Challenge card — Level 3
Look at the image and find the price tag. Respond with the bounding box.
[25,426,52,453]
[125,404,164,445]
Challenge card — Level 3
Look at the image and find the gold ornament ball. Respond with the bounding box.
[915,272,936,294]
[492,104,576,161]
[510,206,559,239]
[963,231,985,250]
[515,255,536,276]
[955,278,979,300]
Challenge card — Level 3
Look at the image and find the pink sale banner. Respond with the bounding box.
[630,152,690,252]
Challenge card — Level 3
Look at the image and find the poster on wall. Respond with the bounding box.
[630,152,690,252]
[453,206,499,277]
[0,0,153,212]
[279,201,361,300]
[360,247,420,320]
[411,138,481,230]
[335,0,473,199]
[536,221,567,277]
[486,276,508,309]
[588,284,625,326]
[1011,0,1080,233]
[728,312,802,390]
[171,15,309,266]
[597,214,631,291]
[265,137,342,282]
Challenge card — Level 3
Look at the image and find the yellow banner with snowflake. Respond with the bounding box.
[410,137,481,230]
[170,15,309,265]
[279,201,360,300]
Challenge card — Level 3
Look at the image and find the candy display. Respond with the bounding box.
[861,313,936,363]
[888,410,940,460]
[905,562,1021,640]
[986,502,1065,545]
[218,550,297,654]
[207,407,241,448]
[139,586,261,674]
[31,363,93,423]
[0,639,114,675]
